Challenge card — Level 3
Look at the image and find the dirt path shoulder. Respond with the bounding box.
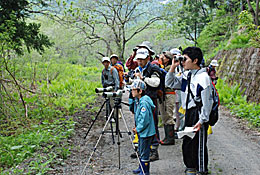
[51,92,260,175]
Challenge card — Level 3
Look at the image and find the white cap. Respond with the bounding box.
[135,48,149,60]
[170,48,181,55]
[210,59,219,67]
[110,54,118,59]
[102,57,110,63]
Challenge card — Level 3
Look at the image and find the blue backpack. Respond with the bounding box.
[208,82,219,126]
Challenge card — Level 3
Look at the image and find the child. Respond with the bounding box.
[131,79,156,175]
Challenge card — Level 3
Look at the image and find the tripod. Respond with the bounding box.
[80,96,144,175]
[84,97,115,144]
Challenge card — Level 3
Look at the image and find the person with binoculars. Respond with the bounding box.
[165,47,213,175]
[127,47,161,162]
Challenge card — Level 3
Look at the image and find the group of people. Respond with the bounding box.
[100,41,219,175]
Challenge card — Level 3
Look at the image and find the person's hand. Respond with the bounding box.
[172,58,180,67]
[193,122,202,132]
[132,127,137,134]
[169,59,180,72]
[135,72,143,79]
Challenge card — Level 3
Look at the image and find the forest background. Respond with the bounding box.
[0,0,259,174]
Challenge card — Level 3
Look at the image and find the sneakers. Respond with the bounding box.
[149,149,159,162]
[130,150,140,159]
[185,168,197,175]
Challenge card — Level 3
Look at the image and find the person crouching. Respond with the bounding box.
[131,79,156,175]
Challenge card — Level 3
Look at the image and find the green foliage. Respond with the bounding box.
[216,79,260,128]
[197,9,237,56]
[0,62,102,173]
[0,0,52,55]
[237,10,260,48]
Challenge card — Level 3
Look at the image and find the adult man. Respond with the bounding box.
[134,48,161,161]
[158,51,176,145]
[126,41,155,71]
[165,47,213,175]
[101,57,119,91]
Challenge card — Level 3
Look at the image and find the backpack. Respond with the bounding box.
[113,63,124,89]
[145,63,165,100]
[187,75,220,126]
[208,82,220,126]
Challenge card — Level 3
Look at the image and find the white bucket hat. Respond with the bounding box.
[137,41,155,55]
[210,59,219,67]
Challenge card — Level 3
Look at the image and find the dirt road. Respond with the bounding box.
[52,92,260,175]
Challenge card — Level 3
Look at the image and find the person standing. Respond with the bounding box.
[101,57,119,91]
[110,54,125,89]
[208,59,219,85]
[131,79,155,175]
[126,41,155,71]
[158,51,176,145]
[165,47,213,175]
[133,48,161,161]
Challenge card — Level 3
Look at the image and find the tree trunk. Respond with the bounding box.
[247,0,259,26]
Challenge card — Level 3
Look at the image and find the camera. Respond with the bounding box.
[124,70,135,79]
[174,55,184,62]
[95,86,113,93]
[133,47,139,52]
[103,90,125,98]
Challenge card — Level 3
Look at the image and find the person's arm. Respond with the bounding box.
[112,68,120,91]
[165,59,182,89]
[193,81,213,131]
[126,54,138,70]
[101,71,105,87]
[135,103,149,133]
[143,72,160,88]
[199,86,213,124]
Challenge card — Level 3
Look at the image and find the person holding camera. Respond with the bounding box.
[126,41,155,71]
[131,79,155,175]
[165,47,213,175]
[133,48,161,162]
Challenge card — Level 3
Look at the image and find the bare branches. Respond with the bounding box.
[56,0,162,59]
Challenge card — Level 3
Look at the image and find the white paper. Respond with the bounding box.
[177,127,197,139]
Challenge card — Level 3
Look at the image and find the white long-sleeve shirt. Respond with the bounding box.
[165,68,213,124]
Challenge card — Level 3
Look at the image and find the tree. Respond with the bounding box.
[162,0,210,45]
[0,0,52,117]
[57,0,162,60]
[247,0,259,26]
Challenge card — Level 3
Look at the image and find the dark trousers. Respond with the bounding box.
[139,136,153,162]
[151,98,160,146]
[183,107,209,172]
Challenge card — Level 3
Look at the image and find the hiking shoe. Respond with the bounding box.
[185,168,197,175]
[149,149,159,162]
[196,171,208,175]
[130,151,139,159]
